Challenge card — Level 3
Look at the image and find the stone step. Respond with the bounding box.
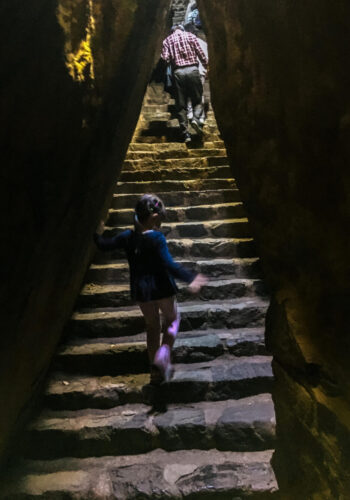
[111,189,241,209]
[54,328,267,378]
[106,218,250,240]
[47,355,273,410]
[120,165,231,182]
[93,237,256,264]
[23,394,275,459]
[2,449,278,499]
[78,278,265,309]
[55,330,226,376]
[122,155,228,171]
[59,326,267,363]
[108,202,246,225]
[86,257,262,284]
[125,148,226,160]
[115,178,236,194]
[134,131,222,143]
[68,298,268,338]
[128,141,225,152]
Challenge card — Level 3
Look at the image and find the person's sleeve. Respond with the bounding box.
[161,39,170,63]
[156,233,197,283]
[192,36,208,67]
[93,230,128,251]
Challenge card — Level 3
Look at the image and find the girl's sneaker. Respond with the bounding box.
[153,345,174,383]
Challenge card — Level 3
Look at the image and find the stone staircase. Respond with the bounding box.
[2,85,278,498]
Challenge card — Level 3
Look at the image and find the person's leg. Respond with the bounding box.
[188,68,204,125]
[158,296,180,350]
[152,296,180,382]
[174,68,189,138]
[138,301,161,365]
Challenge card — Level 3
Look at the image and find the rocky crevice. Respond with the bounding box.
[2,84,278,499]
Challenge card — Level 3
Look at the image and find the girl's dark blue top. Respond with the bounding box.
[94,229,196,302]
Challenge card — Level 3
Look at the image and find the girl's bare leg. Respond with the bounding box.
[158,296,180,350]
[138,301,161,364]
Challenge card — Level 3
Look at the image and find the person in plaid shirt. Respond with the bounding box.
[161,25,208,143]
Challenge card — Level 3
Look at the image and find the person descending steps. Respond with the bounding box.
[1,83,278,499]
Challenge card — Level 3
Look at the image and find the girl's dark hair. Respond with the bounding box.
[134,194,166,224]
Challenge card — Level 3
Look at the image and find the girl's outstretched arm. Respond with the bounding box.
[155,232,197,283]
[93,221,129,251]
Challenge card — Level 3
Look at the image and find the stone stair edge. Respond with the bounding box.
[2,449,278,499]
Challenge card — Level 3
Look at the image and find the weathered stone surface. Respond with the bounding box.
[198,1,350,495]
[94,237,256,263]
[120,165,230,182]
[111,188,241,209]
[0,0,171,462]
[78,278,264,308]
[115,178,236,194]
[125,147,226,160]
[108,218,250,240]
[86,258,261,284]
[46,354,272,409]
[54,331,225,375]
[109,202,246,225]
[68,299,267,337]
[2,450,277,499]
[23,395,275,459]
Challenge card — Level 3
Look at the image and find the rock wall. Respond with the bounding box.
[198,0,350,497]
[0,0,170,463]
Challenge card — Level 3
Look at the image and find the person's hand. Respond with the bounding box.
[188,273,208,294]
[96,220,105,235]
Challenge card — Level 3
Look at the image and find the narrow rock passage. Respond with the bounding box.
[3,85,278,498]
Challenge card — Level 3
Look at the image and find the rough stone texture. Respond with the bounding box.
[198,0,350,497]
[23,395,275,460]
[2,450,278,500]
[0,0,171,462]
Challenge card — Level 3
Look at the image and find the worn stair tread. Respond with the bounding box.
[66,327,265,347]
[125,147,226,158]
[88,257,260,274]
[115,178,236,194]
[46,355,273,409]
[112,188,241,208]
[68,298,267,339]
[81,278,262,295]
[105,218,250,240]
[25,394,275,459]
[120,165,231,181]
[74,297,268,319]
[3,449,278,499]
[123,155,228,170]
[78,278,265,308]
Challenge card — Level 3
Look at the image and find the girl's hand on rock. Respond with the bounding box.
[188,273,208,294]
[96,220,105,235]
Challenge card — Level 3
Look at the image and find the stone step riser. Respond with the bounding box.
[68,304,267,339]
[115,178,236,194]
[108,203,246,225]
[86,259,261,285]
[127,141,225,152]
[123,156,228,171]
[125,149,226,161]
[77,281,265,310]
[120,165,230,182]
[105,220,251,240]
[134,132,222,143]
[46,372,273,411]
[111,189,241,209]
[54,348,224,379]
[93,239,256,264]
[24,397,275,460]
[2,450,277,499]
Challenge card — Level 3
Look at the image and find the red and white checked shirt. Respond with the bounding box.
[161,30,208,68]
